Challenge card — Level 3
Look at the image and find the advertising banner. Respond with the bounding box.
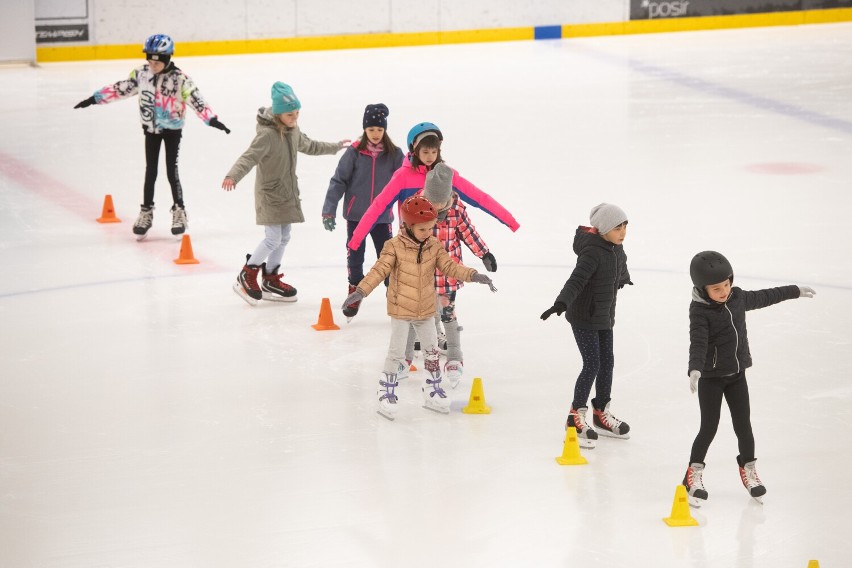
[35,0,90,44]
[630,0,852,19]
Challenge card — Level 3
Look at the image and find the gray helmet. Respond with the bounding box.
[690,251,733,288]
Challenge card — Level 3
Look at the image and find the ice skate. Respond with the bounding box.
[377,372,400,420]
[444,360,463,389]
[133,206,154,241]
[592,403,631,439]
[414,334,446,354]
[683,462,709,508]
[343,284,361,322]
[170,204,187,236]
[738,458,766,504]
[421,371,451,414]
[565,406,598,449]
[261,263,297,302]
[233,254,262,306]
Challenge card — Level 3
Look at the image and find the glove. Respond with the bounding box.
[342,288,364,309]
[322,216,336,232]
[337,139,352,150]
[209,117,231,134]
[540,302,567,321]
[689,370,701,394]
[74,96,96,109]
[481,252,497,272]
[471,272,497,292]
[798,286,816,298]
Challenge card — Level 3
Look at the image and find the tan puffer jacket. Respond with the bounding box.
[358,231,477,319]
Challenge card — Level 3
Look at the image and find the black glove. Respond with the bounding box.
[481,252,497,272]
[209,116,231,134]
[74,96,96,109]
[540,302,567,321]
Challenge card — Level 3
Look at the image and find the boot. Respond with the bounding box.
[170,204,187,235]
[683,462,709,506]
[233,254,262,306]
[133,205,154,240]
[566,406,598,449]
[738,457,766,501]
[592,402,630,439]
[343,284,361,318]
[261,263,297,302]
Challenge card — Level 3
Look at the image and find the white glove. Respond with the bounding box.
[689,370,701,395]
[342,288,364,309]
[798,286,816,298]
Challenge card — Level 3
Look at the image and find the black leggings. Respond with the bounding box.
[570,326,614,410]
[690,371,755,464]
[143,128,183,208]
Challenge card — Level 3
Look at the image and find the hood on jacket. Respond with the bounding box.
[256,106,293,132]
[573,226,612,255]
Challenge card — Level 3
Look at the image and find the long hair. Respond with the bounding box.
[408,134,443,170]
[358,130,398,156]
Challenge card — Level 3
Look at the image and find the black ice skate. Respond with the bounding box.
[133,206,154,241]
[170,204,187,236]
[233,254,262,306]
[261,263,297,302]
[592,403,631,439]
[566,406,598,449]
[738,457,766,504]
[343,284,361,321]
[683,462,709,508]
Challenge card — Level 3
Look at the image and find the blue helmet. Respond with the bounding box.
[406,122,442,152]
[143,34,174,56]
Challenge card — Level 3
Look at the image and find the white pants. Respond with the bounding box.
[384,317,439,375]
[248,224,292,269]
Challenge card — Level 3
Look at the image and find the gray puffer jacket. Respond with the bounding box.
[226,107,340,225]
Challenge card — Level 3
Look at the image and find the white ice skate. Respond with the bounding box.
[739,459,766,504]
[444,360,463,389]
[377,372,400,421]
[566,406,597,449]
[133,206,154,241]
[683,462,709,508]
[422,371,451,414]
[592,403,631,439]
[395,361,411,382]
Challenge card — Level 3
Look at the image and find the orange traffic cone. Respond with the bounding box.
[96,194,121,223]
[173,234,200,264]
[312,297,340,331]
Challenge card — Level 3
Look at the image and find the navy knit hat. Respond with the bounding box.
[363,103,389,129]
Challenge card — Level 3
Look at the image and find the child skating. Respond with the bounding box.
[322,104,404,320]
[342,195,496,420]
[541,203,633,449]
[681,250,815,506]
[74,33,230,240]
[222,82,349,305]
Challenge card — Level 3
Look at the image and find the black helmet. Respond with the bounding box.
[690,251,734,289]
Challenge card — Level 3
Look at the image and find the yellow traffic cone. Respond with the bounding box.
[555,426,588,465]
[663,485,699,527]
[807,561,820,568]
[462,377,491,414]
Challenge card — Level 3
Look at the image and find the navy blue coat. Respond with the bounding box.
[323,142,404,223]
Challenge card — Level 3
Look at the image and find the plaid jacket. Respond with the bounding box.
[433,194,489,294]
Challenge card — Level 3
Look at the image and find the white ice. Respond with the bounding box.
[1,23,851,568]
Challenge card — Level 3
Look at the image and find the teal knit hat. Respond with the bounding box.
[271,82,301,114]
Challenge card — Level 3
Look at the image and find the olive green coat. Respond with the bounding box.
[358,231,477,320]
[226,107,340,225]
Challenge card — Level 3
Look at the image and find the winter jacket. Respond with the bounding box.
[347,155,520,251]
[554,226,632,330]
[225,107,340,225]
[322,142,404,223]
[93,63,216,133]
[688,285,800,378]
[433,194,489,294]
[357,231,477,320]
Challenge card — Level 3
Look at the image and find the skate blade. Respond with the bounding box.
[261,292,297,303]
[595,429,630,440]
[576,438,596,450]
[135,232,149,241]
[346,316,354,324]
[687,496,705,508]
[422,403,450,414]
[751,495,764,505]
[232,283,258,306]
[377,409,396,421]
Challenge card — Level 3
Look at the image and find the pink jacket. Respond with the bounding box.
[347,156,520,251]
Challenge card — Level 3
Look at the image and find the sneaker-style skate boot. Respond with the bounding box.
[421,368,451,414]
[592,402,631,439]
[738,457,766,503]
[683,462,709,507]
[233,254,262,306]
[343,284,361,320]
[170,204,187,236]
[133,206,154,240]
[260,263,297,302]
[444,360,463,389]
[377,372,400,420]
[566,406,598,449]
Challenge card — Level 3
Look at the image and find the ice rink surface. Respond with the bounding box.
[1,22,851,568]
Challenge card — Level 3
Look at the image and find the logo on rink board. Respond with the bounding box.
[629,0,851,20]
[641,0,689,18]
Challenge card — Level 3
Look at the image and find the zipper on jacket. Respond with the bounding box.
[724,304,741,373]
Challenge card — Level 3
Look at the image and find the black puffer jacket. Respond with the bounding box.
[555,226,632,330]
[688,285,800,378]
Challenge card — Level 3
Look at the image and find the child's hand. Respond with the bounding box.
[342,288,365,309]
[689,370,701,394]
[798,286,816,298]
[74,96,96,109]
[322,216,336,232]
[481,252,497,272]
[540,302,567,321]
[337,139,352,150]
[471,273,497,292]
[209,116,231,134]
[222,177,236,191]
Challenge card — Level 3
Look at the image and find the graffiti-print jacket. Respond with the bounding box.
[93,62,216,133]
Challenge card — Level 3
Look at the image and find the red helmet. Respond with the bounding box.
[400,195,437,226]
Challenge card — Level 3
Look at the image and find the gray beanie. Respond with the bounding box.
[423,163,453,205]
[589,203,627,235]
